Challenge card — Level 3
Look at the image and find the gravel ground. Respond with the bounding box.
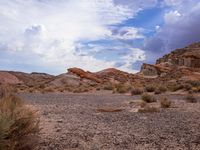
[19,93,200,150]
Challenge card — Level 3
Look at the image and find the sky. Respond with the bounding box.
[0,0,200,75]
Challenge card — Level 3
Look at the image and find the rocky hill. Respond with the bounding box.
[140,42,200,81]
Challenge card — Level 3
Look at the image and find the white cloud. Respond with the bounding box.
[118,48,145,73]
[144,1,200,63]
[0,0,155,74]
[111,27,144,40]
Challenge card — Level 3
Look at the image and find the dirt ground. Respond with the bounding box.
[20,92,200,150]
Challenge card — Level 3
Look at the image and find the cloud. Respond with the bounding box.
[0,0,153,74]
[144,1,200,63]
[111,27,144,40]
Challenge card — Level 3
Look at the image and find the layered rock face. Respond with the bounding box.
[141,42,200,77]
[156,42,200,68]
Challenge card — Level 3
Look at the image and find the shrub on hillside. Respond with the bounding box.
[131,88,143,95]
[141,93,156,103]
[145,85,156,92]
[167,83,184,92]
[114,84,130,94]
[103,85,114,90]
[0,92,39,149]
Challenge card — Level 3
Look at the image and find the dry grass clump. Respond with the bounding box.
[103,84,114,91]
[145,85,156,92]
[114,84,130,94]
[160,98,171,108]
[131,88,143,95]
[185,94,197,103]
[97,107,124,113]
[141,93,156,103]
[167,83,183,92]
[138,106,159,113]
[0,88,39,150]
[139,100,147,108]
[155,85,167,94]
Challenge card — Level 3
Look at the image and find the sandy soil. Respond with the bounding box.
[19,93,200,150]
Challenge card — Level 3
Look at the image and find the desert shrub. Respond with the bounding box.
[141,93,156,103]
[145,85,156,92]
[138,106,159,113]
[155,86,168,94]
[185,94,197,103]
[0,94,39,150]
[167,83,184,92]
[160,98,171,108]
[139,100,147,108]
[103,85,113,90]
[183,84,192,91]
[97,107,124,112]
[115,84,130,94]
[154,89,161,95]
[96,87,101,91]
[158,86,167,92]
[190,87,200,93]
[131,88,143,95]
[187,80,200,87]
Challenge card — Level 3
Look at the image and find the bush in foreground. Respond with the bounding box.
[160,98,171,108]
[138,106,159,113]
[185,94,197,103]
[141,93,156,103]
[0,93,39,150]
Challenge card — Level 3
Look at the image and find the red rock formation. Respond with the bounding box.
[67,68,102,83]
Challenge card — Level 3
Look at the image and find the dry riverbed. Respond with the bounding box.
[19,93,200,150]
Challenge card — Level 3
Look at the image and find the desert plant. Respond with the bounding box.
[187,80,200,87]
[154,89,161,95]
[139,100,147,108]
[183,84,192,91]
[160,98,171,108]
[167,83,184,92]
[131,88,143,95]
[0,93,39,150]
[97,107,124,113]
[145,85,156,92]
[103,85,113,90]
[185,94,197,103]
[114,84,130,94]
[138,105,159,113]
[141,93,156,103]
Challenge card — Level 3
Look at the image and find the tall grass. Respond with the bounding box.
[0,85,39,150]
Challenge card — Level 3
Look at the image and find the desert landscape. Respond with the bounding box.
[1,1,200,150]
[1,42,200,149]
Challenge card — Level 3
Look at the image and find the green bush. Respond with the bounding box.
[141,93,156,103]
[0,94,39,150]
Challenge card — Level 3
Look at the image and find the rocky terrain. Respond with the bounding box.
[20,92,200,150]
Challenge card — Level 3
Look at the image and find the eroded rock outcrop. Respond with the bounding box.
[141,42,200,77]
[156,42,200,68]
